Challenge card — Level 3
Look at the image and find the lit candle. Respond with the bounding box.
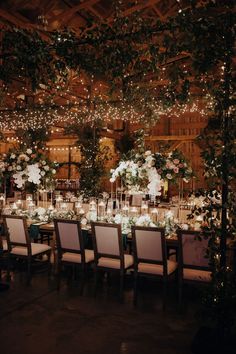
[141,204,148,215]
[130,207,138,217]
[151,208,158,223]
[107,207,112,216]
[16,199,22,209]
[98,200,105,220]
[12,202,18,210]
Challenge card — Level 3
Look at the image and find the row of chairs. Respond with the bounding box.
[0,216,211,305]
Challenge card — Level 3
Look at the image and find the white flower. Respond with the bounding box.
[41,171,46,176]
[13,171,25,188]
[144,150,152,156]
[114,214,122,224]
[41,160,46,165]
[16,165,22,171]
[10,154,16,159]
[19,154,27,160]
[44,165,49,171]
[136,215,152,226]
[147,168,163,196]
[165,210,174,219]
[27,164,41,185]
[52,169,56,174]
[35,207,47,216]
[8,166,13,171]
[81,217,88,226]
[166,173,173,180]
[25,156,30,162]
[26,149,32,154]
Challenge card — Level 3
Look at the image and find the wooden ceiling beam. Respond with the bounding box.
[146,135,198,141]
[0,8,34,29]
[87,5,103,20]
[0,9,50,40]
[104,0,164,24]
[152,5,166,21]
[49,0,100,26]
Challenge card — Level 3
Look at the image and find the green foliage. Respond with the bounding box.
[1,1,235,121]
[15,127,50,149]
[66,124,111,197]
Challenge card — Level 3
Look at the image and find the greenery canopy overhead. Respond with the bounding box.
[0,0,235,115]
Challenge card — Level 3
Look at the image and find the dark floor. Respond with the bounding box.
[0,264,206,354]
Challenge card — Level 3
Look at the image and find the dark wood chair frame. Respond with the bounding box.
[91,222,133,300]
[177,229,211,307]
[3,215,51,284]
[132,226,176,308]
[54,219,92,290]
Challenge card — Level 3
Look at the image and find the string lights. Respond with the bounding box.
[0,94,215,132]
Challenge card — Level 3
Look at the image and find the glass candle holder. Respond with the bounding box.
[141,201,148,215]
[151,208,158,223]
[129,207,138,218]
[98,199,106,220]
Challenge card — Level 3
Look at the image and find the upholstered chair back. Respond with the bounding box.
[92,223,121,257]
[54,220,81,251]
[181,232,209,268]
[4,216,27,245]
[133,227,164,262]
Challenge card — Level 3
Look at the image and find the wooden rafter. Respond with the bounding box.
[146,135,198,141]
[0,8,49,40]
[103,0,163,24]
[152,5,166,21]
[49,0,100,26]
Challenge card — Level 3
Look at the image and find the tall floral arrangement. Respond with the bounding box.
[110,149,193,195]
[0,147,57,192]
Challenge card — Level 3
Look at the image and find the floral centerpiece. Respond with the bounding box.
[110,149,193,195]
[0,147,57,192]
[17,206,75,222]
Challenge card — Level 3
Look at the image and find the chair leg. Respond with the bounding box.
[162,279,167,311]
[119,271,124,302]
[94,267,98,296]
[47,251,52,276]
[6,254,11,281]
[79,264,86,296]
[26,258,32,285]
[178,280,183,311]
[133,271,138,306]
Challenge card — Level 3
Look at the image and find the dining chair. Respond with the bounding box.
[0,233,8,280]
[131,194,143,207]
[177,229,211,306]
[91,222,134,300]
[3,215,52,284]
[132,226,178,308]
[54,219,94,289]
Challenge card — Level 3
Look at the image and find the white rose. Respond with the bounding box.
[166,173,172,179]
[41,171,46,176]
[10,154,16,159]
[52,169,56,174]
[144,150,152,156]
[16,165,22,171]
[25,156,30,161]
[26,149,32,154]
[44,165,49,171]
[41,160,46,165]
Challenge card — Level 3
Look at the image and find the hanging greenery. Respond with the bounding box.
[65,123,111,198]
[1,1,234,124]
